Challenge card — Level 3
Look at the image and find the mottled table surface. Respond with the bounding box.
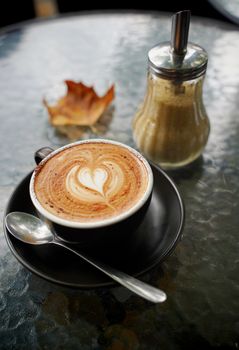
[1,11,239,350]
[209,0,239,25]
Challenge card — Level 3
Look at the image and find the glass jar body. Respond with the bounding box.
[132,72,210,169]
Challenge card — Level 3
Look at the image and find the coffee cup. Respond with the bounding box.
[30,139,153,246]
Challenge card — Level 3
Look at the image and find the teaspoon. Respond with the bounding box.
[5,212,167,303]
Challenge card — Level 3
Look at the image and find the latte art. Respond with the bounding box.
[34,142,150,222]
[67,166,108,199]
[66,162,124,206]
[76,167,108,195]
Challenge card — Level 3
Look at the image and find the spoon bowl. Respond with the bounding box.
[5,212,53,244]
[5,211,167,303]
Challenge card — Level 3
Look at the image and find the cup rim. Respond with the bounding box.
[29,139,153,229]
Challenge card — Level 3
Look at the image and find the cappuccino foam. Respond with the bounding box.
[34,142,150,223]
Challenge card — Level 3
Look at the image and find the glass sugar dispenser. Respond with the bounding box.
[132,10,210,169]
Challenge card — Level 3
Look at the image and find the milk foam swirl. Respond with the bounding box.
[34,142,149,222]
[66,161,124,206]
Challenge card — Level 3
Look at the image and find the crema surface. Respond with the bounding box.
[34,142,149,222]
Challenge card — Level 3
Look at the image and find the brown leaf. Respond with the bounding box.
[44,80,115,126]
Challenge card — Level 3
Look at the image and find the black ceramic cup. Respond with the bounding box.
[29,139,153,248]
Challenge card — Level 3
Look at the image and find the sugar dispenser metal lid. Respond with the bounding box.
[148,10,208,80]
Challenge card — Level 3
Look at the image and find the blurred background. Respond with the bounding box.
[0,0,236,28]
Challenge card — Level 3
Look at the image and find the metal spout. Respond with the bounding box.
[171,10,191,56]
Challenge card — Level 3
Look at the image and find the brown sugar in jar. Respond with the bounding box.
[133,11,210,170]
[133,73,210,169]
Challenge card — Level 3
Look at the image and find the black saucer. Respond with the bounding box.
[3,163,184,288]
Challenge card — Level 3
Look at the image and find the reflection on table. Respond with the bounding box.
[0,12,239,349]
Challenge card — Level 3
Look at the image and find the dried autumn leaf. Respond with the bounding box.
[43,80,115,126]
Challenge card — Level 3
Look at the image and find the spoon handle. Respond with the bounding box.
[53,240,166,303]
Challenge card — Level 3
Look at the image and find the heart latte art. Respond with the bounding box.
[34,142,150,222]
[66,163,124,204]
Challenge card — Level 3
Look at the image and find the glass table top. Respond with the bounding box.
[0,11,239,349]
